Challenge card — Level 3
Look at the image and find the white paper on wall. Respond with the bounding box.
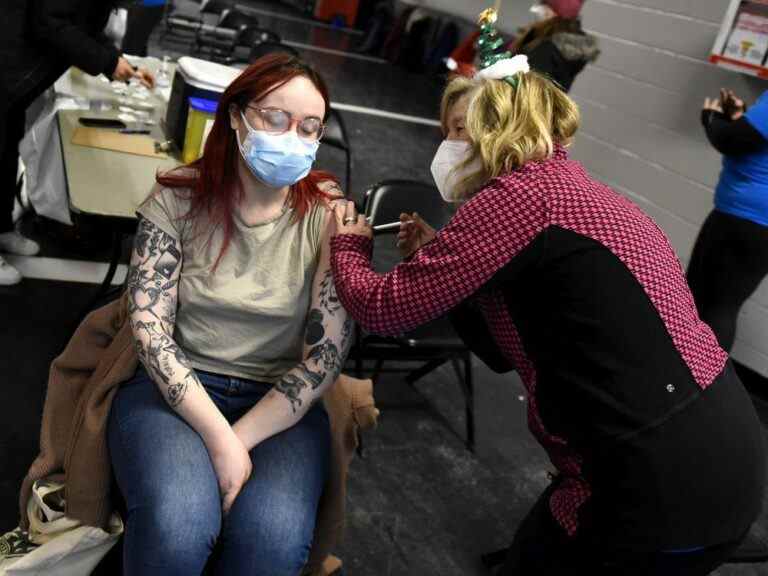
[725,10,768,66]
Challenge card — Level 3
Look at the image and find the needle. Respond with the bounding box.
[372,221,413,232]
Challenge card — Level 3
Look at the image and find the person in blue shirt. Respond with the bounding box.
[691,88,768,351]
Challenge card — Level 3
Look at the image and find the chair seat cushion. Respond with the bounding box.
[361,315,465,350]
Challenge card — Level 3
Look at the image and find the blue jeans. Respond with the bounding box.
[108,367,330,576]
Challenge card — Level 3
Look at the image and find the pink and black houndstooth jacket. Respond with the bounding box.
[330,145,732,544]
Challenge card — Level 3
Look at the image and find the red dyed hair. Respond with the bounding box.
[156,53,338,266]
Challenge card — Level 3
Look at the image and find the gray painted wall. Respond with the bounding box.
[570,0,768,376]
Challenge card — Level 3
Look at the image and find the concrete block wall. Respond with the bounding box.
[570,0,768,376]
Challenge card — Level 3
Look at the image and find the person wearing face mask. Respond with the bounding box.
[108,54,351,575]
[329,38,764,575]
[508,0,599,92]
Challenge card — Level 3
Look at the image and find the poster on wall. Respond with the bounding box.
[711,0,768,78]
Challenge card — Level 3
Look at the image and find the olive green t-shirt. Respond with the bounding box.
[137,187,327,384]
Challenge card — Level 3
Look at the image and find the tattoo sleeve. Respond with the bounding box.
[228,205,354,449]
[274,263,353,413]
[128,217,201,408]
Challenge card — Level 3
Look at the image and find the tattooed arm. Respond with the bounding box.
[129,216,221,422]
[128,215,252,512]
[232,211,353,450]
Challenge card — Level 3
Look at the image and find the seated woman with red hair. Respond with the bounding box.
[108,54,351,575]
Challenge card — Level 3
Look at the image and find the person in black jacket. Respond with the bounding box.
[122,0,168,58]
[509,0,599,92]
[0,0,154,286]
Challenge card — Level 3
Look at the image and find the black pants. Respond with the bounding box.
[0,81,57,233]
[687,209,768,352]
[122,4,165,57]
[501,487,743,575]
[0,100,27,233]
[502,362,763,575]
[0,77,7,161]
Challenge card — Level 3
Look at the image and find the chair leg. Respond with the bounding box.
[464,353,475,452]
[372,358,384,384]
[451,354,475,452]
[355,428,366,460]
[353,327,364,378]
[481,547,509,569]
[15,172,24,210]
[345,150,352,198]
[75,228,123,323]
[405,358,447,385]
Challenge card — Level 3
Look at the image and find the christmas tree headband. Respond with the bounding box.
[474,8,530,89]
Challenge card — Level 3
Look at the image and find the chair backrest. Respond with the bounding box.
[249,41,300,62]
[364,180,451,232]
[200,0,231,15]
[217,8,256,30]
[322,108,349,152]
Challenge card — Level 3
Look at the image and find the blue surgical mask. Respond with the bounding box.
[237,111,319,188]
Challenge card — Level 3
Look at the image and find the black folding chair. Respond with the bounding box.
[161,0,231,45]
[160,0,203,44]
[200,0,233,15]
[348,180,476,452]
[194,8,257,62]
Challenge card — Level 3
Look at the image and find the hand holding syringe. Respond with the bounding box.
[365,213,436,258]
[394,212,436,257]
[333,202,435,259]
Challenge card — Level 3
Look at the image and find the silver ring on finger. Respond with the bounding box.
[343,217,356,225]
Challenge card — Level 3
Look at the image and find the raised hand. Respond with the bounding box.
[720,88,746,120]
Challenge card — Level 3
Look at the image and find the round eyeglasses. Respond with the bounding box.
[244,106,325,142]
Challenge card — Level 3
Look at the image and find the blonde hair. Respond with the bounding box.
[440,75,475,136]
[440,71,580,201]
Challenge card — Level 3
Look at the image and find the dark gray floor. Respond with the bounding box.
[3,2,768,575]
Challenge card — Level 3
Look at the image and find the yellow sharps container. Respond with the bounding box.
[182,97,217,163]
